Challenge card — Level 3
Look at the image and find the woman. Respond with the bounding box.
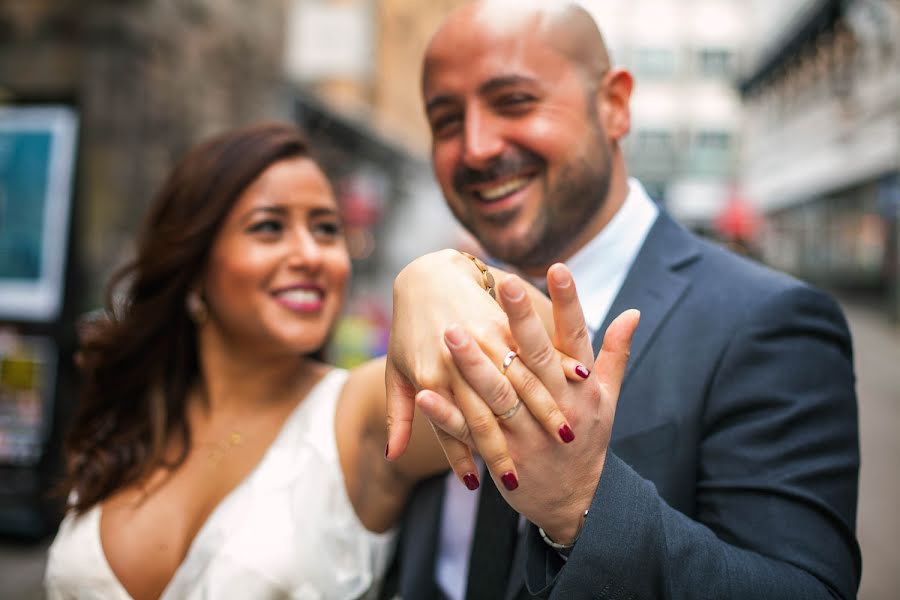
[43,123,577,599]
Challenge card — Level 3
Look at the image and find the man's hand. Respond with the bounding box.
[418,264,639,542]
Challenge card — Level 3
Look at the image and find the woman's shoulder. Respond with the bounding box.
[345,355,386,383]
[341,356,386,402]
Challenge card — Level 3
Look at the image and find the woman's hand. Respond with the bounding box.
[385,250,507,448]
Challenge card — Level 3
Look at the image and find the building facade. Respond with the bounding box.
[582,0,749,232]
[740,0,900,319]
[0,0,290,309]
[296,0,750,234]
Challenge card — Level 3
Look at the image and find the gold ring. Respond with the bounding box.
[500,350,518,375]
[496,399,522,421]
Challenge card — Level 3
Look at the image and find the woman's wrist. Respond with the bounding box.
[457,250,497,300]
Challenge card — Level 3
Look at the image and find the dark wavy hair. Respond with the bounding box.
[64,122,315,513]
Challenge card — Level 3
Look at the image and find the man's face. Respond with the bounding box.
[423,16,613,272]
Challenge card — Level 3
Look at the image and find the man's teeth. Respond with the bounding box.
[478,176,530,201]
[278,289,321,303]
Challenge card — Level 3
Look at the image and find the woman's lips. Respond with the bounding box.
[272,286,325,312]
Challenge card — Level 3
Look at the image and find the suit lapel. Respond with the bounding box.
[592,212,700,384]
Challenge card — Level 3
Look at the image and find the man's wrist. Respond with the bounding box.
[536,457,604,545]
[538,508,589,549]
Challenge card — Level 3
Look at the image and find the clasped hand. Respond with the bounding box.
[386,251,639,543]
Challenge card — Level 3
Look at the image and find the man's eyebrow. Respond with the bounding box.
[477,75,538,96]
[425,75,539,115]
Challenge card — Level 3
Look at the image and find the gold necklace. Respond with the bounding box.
[203,430,244,468]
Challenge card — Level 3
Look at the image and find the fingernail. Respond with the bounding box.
[575,364,591,379]
[384,442,390,458]
[463,472,480,490]
[444,324,466,348]
[501,279,525,302]
[550,264,571,288]
[501,472,519,491]
[559,424,575,443]
[416,390,434,410]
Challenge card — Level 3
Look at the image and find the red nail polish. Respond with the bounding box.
[575,365,590,379]
[501,472,519,491]
[463,473,480,490]
[559,424,575,443]
[384,442,390,458]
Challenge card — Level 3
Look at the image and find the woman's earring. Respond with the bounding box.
[186,291,208,326]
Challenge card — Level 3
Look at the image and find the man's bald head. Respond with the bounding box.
[425,0,611,92]
[421,0,632,272]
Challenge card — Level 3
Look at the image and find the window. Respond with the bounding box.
[627,129,677,179]
[697,48,734,78]
[689,130,734,176]
[635,129,675,154]
[634,47,676,79]
[695,131,731,151]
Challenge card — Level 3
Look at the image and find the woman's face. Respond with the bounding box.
[201,157,351,357]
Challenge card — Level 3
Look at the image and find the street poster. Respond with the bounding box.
[0,106,78,322]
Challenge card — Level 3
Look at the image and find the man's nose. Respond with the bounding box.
[463,109,504,168]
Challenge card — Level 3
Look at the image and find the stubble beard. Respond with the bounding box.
[452,136,612,273]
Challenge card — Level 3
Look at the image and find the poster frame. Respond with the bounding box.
[0,106,78,322]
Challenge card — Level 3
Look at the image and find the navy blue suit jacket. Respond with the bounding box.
[392,212,861,600]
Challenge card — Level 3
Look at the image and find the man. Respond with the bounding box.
[383,1,861,598]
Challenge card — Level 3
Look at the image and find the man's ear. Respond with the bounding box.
[595,68,633,142]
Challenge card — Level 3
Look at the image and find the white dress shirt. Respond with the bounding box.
[435,179,659,600]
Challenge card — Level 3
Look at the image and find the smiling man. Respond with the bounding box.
[422,1,624,275]
[383,2,861,599]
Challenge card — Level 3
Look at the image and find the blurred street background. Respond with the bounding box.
[1,0,898,598]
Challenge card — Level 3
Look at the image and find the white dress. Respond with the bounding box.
[44,369,395,600]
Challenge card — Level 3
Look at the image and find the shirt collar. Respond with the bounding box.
[564,178,659,335]
[497,179,658,335]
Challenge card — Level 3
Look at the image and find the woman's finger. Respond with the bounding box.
[501,355,576,443]
[443,322,575,446]
[546,263,594,365]
[443,324,521,419]
[559,351,592,382]
[497,277,567,396]
[384,360,416,460]
[416,389,481,490]
[441,325,523,490]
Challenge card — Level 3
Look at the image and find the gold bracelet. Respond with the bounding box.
[458,251,496,300]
